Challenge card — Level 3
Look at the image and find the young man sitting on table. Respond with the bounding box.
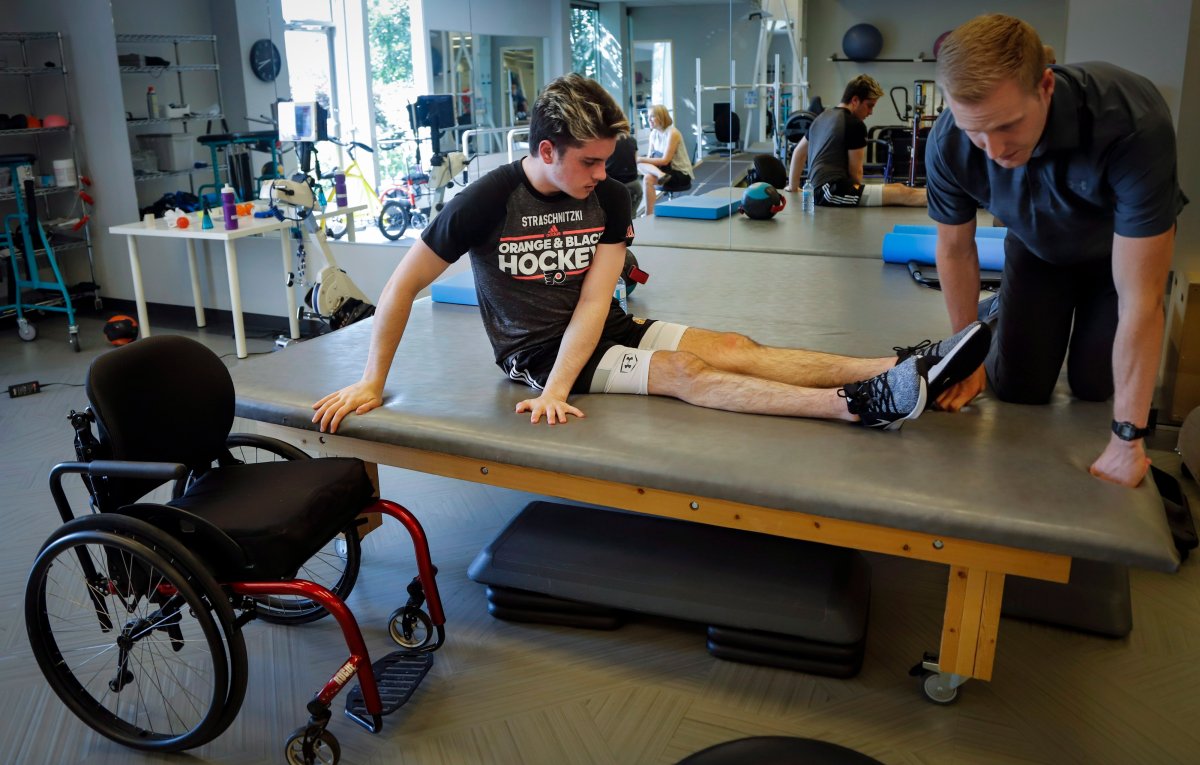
[312,74,989,435]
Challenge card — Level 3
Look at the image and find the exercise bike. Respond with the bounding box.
[269,175,376,332]
[889,80,944,187]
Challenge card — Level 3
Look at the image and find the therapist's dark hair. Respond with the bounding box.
[938,14,1048,103]
[529,73,629,155]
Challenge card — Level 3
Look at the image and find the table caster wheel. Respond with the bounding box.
[388,605,434,650]
[69,333,80,352]
[922,672,960,705]
[17,319,36,342]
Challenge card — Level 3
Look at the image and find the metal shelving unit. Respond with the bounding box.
[116,33,224,192]
[0,31,100,340]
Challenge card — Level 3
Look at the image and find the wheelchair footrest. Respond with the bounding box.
[345,651,433,719]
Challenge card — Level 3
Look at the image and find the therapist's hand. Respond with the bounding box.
[515,393,584,425]
[934,365,987,412]
[1089,437,1151,488]
[312,380,383,433]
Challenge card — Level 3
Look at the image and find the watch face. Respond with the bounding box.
[250,39,281,82]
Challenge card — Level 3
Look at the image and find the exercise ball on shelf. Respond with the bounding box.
[842,23,884,61]
[933,30,952,59]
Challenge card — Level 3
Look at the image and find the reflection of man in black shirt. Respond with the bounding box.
[605,133,641,216]
[927,14,1187,488]
[312,74,990,435]
[786,75,927,207]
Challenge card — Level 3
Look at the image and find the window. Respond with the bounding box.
[571,2,600,79]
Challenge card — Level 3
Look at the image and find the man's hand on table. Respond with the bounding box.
[515,392,584,425]
[1089,437,1151,488]
[312,381,384,433]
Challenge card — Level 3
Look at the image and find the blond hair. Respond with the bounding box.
[937,14,1048,102]
[649,104,673,129]
[530,73,629,153]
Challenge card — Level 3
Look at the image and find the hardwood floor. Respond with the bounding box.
[2,314,1198,764]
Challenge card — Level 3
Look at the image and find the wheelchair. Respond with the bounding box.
[24,335,446,764]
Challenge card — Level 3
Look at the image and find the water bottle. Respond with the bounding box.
[146,86,158,119]
[801,179,815,213]
[334,172,348,208]
[614,277,628,313]
[221,183,238,230]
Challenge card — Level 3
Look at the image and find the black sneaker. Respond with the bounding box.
[840,355,929,430]
[894,321,991,404]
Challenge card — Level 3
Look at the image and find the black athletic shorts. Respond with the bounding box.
[814,178,865,207]
[502,312,659,393]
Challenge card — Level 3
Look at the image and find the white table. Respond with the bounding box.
[110,205,364,358]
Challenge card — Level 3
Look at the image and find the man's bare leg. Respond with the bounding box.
[676,327,894,388]
[881,183,928,207]
[647,350,859,420]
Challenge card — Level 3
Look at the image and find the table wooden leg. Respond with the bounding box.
[125,235,151,337]
[223,240,247,359]
[939,566,1005,681]
[186,239,206,327]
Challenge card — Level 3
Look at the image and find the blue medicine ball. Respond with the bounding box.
[843,23,884,61]
[741,182,786,220]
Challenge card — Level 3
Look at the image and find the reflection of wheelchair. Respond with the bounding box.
[24,335,446,764]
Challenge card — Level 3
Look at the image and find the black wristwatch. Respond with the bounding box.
[1111,420,1151,442]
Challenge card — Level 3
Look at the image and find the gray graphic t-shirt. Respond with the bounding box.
[422,160,633,367]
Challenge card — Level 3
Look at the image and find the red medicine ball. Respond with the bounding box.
[103,315,139,346]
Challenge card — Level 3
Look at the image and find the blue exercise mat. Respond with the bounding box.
[892,224,1007,239]
[882,232,1006,271]
[429,270,478,306]
[654,195,741,220]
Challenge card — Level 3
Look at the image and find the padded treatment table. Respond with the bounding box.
[229,246,1179,694]
[688,153,755,197]
[631,198,994,256]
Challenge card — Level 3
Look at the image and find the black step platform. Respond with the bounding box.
[469,502,871,676]
[344,650,433,720]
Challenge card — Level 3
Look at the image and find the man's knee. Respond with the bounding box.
[713,331,759,357]
[650,350,711,396]
[986,357,1056,405]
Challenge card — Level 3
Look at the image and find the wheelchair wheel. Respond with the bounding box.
[378,200,408,240]
[225,434,363,625]
[25,514,245,752]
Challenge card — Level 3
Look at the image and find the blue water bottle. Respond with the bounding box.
[221,183,238,230]
[801,179,815,213]
[614,277,628,313]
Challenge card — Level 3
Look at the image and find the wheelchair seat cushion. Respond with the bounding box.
[168,457,375,580]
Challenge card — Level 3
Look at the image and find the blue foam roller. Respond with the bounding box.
[881,233,1006,271]
[892,224,1007,239]
[430,270,478,306]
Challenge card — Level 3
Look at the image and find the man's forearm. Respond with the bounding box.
[542,300,609,398]
[935,237,982,331]
[1111,298,1164,426]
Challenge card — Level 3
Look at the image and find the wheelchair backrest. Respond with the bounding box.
[86,335,235,507]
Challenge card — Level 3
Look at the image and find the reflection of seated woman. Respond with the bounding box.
[636,104,694,215]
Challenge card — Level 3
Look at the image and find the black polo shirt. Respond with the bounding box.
[926,62,1186,264]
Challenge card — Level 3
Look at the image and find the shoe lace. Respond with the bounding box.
[839,368,897,415]
[893,338,931,361]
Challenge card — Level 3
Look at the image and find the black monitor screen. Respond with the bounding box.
[412,95,455,130]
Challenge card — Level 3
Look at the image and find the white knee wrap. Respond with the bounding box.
[589,346,655,395]
[637,321,687,351]
[861,184,884,207]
